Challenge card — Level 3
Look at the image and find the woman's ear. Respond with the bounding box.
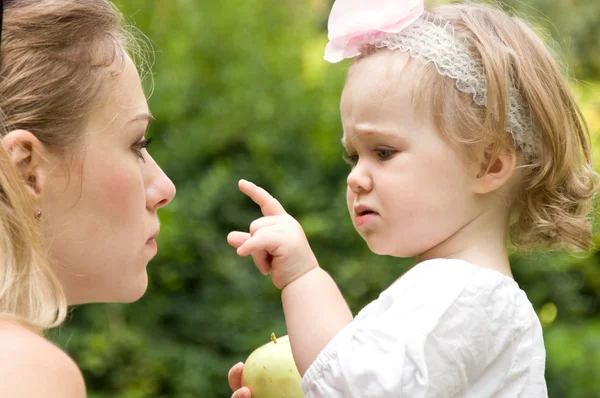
[1,129,48,201]
[472,145,518,195]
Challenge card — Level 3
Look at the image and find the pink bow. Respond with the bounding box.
[324,0,425,63]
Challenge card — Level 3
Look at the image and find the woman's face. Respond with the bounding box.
[40,54,176,305]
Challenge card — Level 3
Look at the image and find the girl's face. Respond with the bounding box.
[341,51,480,258]
[40,54,176,305]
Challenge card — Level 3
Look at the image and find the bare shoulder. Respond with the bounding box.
[0,321,86,398]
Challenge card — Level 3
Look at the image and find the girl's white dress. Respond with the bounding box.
[301,259,548,397]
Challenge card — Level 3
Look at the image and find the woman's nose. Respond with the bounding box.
[146,159,176,212]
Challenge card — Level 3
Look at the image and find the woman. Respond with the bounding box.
[0,1,175,395]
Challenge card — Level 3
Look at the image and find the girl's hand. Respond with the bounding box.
[228,362,251,398]
[227,179,318,289]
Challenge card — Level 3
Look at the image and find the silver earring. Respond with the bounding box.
[34,209,42,220]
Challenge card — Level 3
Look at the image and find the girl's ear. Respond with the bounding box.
[472,145,517,194]
[1,129,49,201]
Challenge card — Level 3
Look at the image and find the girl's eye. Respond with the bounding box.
[133,136,153,162]
[375,147,396,160]
[343,152,358,167]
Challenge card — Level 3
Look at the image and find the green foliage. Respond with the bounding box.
[48,0,600,397]
[500,0,600,80]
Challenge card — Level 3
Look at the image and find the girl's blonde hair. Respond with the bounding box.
[0,0,144,333]
[357,2,598,251]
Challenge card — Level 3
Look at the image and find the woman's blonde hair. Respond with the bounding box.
[355,2,598,251]
[0,0,145,333]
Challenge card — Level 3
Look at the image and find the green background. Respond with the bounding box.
[48,0,600,397]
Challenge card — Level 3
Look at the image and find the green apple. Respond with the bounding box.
[242,333,304,398]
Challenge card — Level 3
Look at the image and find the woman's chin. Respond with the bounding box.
[73,272,149,305]
[119,273,149,303]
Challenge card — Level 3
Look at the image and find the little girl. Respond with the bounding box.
[228,0,597,396]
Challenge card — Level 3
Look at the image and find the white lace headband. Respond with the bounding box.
[324,1,539,159]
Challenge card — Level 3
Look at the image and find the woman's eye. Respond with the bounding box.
[133,136,153,161]
[342,152,358,166]
[375,147,396,160]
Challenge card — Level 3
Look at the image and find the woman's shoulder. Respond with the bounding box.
[0,320,86,398]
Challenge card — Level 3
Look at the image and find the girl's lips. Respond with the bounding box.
[354,212,378,227]
[354,204,378,216]
[353,204,379,227]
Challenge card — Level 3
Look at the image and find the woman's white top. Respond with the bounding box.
[301,258,548,397]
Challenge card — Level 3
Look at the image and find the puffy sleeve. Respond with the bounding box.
[300,259,537,398]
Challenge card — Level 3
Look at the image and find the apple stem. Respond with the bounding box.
[271,332,278,344]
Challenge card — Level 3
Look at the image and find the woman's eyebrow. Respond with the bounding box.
[127,112,154,126]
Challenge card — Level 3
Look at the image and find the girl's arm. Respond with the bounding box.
[228,180,353,375]
[282,267,353,375]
